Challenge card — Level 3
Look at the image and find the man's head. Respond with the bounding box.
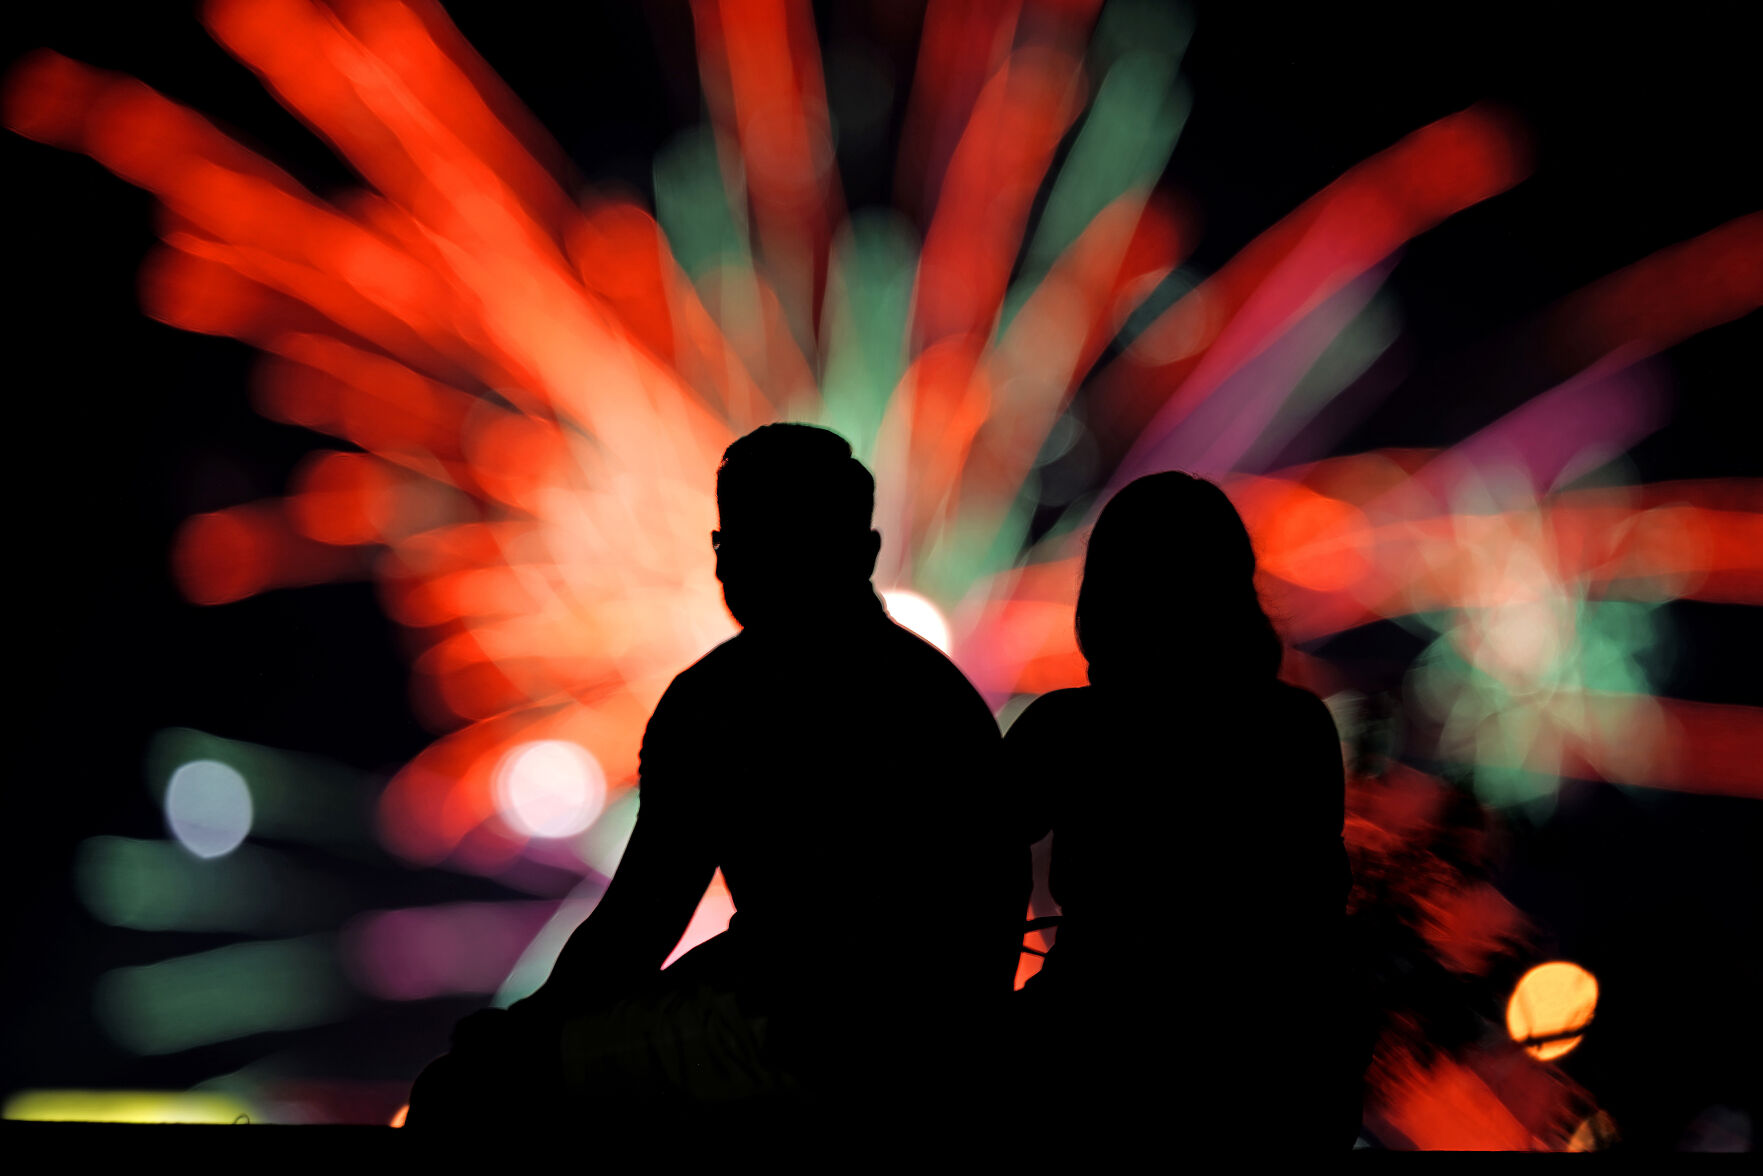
[713,424,881,627]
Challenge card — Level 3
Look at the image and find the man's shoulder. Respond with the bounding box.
[680,630,748,676]
[880,620,997,711]
[651,632,749,710]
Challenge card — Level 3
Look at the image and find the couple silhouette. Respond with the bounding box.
[408,423,1358,1151]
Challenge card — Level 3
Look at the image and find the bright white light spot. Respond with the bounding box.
[1480,599,1566,683]
[164,760,252,859]
[881,589,952,654]
[494,740,606,839]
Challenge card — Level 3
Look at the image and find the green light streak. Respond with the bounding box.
[95,936,352,1055]
[492,889,605,1008]
[652,125,750,282]
[818,210,917,463]
[1409,586,1670,812]
[575,784,640,878]
[914,495,1038,608]
[1018,65,1190,287]
[1004,0,1193,337]
[1090,0,1193,78]
[913,8,1197,601]
[74,836,346,933]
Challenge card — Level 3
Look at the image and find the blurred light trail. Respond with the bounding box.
[2,1089,257,1124]
[341,901,555,1001]
[147,728,380,851]
[75,836,345,933]
[494,884,606,1007]
[95,935,352,1054]
[692,0,843,349]
[1133,264,1391,480]
[1567,1111,1619,1152]
[1545,212,1763,371]
[1095,103,1532,491]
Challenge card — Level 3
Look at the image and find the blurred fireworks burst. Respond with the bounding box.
[5,0,1760,1145]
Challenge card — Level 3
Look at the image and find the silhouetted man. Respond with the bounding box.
[412,423,1023,1132]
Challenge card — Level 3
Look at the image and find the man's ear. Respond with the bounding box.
[864,529,881,577]
[710,529,721,551]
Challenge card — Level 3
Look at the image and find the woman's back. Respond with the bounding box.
[1007,679,1346,987]
[1005,678,1351,1146]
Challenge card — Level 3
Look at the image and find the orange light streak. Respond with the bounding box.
[912,47,1086,352]
[172,501,371,606]
[701,0,843,345]
[893,0,1024,218]
[955,191,1192,537]
[1376,1053,1550,1150]
[252,334,481,478]
[1548,212,1763,370]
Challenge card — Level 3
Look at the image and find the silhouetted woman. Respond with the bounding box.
[1004,472,1356,1150]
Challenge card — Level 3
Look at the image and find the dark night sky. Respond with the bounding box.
[4,0,1758,1142]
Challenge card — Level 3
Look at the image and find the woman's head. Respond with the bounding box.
[1075,472,1282,686]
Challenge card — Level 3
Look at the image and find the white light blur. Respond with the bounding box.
[881,588,953,654]
[493,740,607,839]
[164,760,252,859]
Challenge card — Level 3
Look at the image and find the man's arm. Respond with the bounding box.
[521,682,717,1017]
[531,805,715,1012]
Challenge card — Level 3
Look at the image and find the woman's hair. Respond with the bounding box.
[1075,472,1283,685]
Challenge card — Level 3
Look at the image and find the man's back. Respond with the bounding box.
[642,588,1021,1009]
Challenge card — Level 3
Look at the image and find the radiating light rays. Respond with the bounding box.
[816,208,918,465]
[894,0,1032,218]
[1011,0,1190,290]
[1091,102,1533,491]
[15,1,1750,853]
[691,0,843,349]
